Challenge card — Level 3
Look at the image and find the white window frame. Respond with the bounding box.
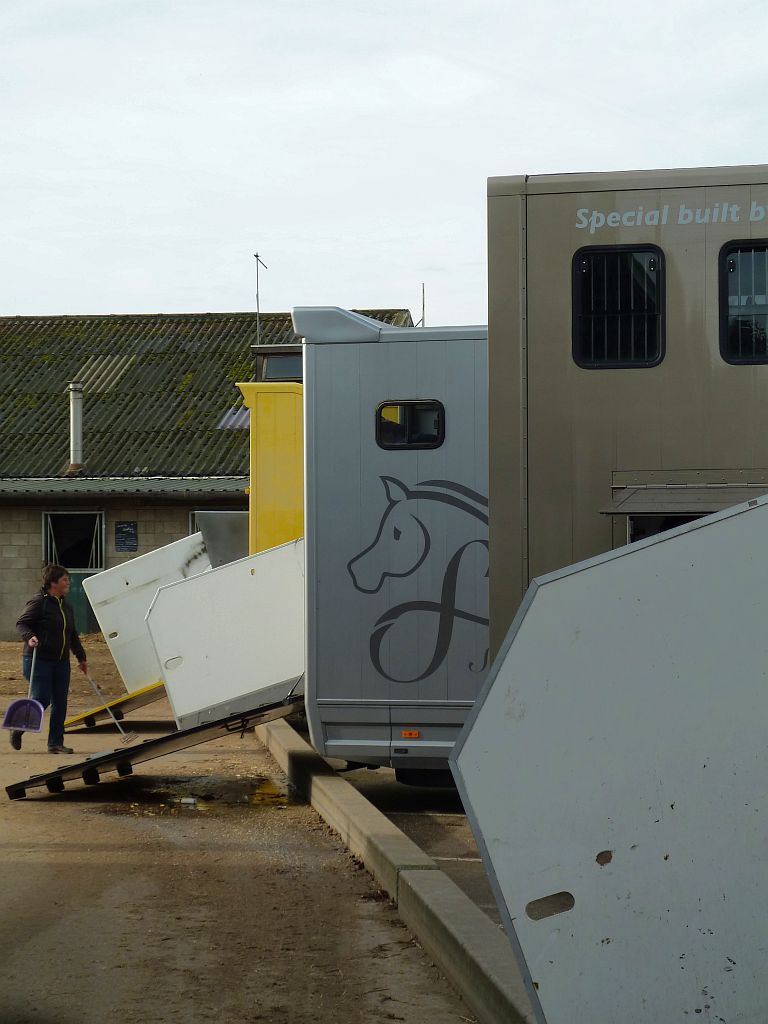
[42,510,105,571]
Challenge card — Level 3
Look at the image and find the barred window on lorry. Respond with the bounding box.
[572,246,665,369]
[720,241,768,364]
[376,401,445,449]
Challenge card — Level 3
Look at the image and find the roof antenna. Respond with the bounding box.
[253,253,268,345]
[415,282,425,327]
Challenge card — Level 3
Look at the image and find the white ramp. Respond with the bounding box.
[83,534,211,692]
[452,496,768,1024]
[146,539,304,730]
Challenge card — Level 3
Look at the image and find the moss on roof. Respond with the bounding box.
[0,309,413,477]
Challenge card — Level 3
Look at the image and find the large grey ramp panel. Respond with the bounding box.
[452,497,768,1024]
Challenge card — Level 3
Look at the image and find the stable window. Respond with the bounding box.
[376,401,445,450]
[573,246,665,368]
[42,512,104,571]
[720,241,768,363]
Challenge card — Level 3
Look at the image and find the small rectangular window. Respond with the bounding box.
[572,246,665,368]
[43,511,104,570]
[259,352,303,381]
[719,240,768,364]
[376,401,445,449]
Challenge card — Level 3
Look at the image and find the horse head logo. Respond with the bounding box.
[347,477,431,594]
[347,476,489,683]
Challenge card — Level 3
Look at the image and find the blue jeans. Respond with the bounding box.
[22,655,70,748]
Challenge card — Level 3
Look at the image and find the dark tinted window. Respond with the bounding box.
[573,247,665,368]
[259,352,303,381]
[376,401,444,449]
[720,241,768,363]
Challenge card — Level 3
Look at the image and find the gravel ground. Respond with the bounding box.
[0,639,475,1024]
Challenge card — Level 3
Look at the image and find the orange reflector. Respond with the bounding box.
[401,729,420,739]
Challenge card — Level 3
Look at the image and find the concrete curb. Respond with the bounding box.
[255,718,533,1024]
[399,869,536,1024]
[255,718,434,899]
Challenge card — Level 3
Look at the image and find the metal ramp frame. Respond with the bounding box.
[64,681,166,730]
[7,696,304,800]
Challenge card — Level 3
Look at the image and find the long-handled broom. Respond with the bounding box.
[2,646,44,735]
[85,672,138,745]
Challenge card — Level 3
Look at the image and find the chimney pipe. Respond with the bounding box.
[66,381,85,476]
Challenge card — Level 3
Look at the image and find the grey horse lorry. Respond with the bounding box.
[487,163,768,652]
[297,165,768,779]
[293,307,488,781]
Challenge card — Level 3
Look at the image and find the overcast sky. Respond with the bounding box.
[1,0,767,325]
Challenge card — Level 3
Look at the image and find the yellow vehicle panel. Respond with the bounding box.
[238,382,303,554]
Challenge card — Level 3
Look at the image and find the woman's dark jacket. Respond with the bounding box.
[16,590,87,662]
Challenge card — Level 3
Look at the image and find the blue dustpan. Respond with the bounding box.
[2,698,45,733]
[2,646,44,733]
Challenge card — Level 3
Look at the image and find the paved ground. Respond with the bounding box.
[341,767,501,926]
[0,645,477,1024]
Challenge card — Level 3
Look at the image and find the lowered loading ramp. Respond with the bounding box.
[7,696,303,800]
[64,681,166,730]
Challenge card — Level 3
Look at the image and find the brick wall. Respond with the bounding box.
[0,507,43,641]
[104,506,193,566]
[0,499,245,640]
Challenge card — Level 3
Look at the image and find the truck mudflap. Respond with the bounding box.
[64,681,166,730]
[7,696,303,800]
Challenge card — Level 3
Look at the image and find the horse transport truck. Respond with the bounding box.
[487,163,768,651]
[293,306,488,782]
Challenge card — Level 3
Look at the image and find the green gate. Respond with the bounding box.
[67,572,99,635]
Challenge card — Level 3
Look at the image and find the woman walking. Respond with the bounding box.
[11,564,88,754]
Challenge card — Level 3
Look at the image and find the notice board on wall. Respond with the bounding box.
[115,521,138,552]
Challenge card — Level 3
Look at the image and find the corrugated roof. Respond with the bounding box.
[0,477,248,498]
[0,309,413,477]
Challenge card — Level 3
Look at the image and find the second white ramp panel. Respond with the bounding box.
[146,540,304,730]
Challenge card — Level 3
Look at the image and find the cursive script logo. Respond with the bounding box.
[347,477,488,683]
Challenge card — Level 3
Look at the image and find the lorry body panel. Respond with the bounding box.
[238,382,304,555]
[488,163,768,648]
[297,307,488,767]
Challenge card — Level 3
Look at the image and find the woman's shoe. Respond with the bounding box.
[47,745,74,754]
[9,730,22,750]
